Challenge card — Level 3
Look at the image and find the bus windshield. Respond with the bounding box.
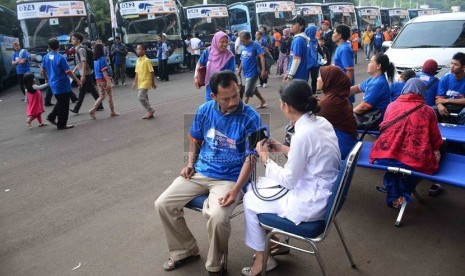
[300,6,322,27]
[388,10,409,27]
[357,9,381,27]
[20,16,88,48]
[257,11,293,31]
[188,17,229,36]
[121,13,180,44]
[328,4,357,29]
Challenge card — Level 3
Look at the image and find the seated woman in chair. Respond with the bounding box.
[241,80,341,276]
[316,65,358,159]
[370,78,443,208]
[350,53,394,130]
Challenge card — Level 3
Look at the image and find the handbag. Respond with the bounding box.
[354,109,383,130]
[196,65,206,87]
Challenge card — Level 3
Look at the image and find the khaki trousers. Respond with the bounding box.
[155,173,242,272]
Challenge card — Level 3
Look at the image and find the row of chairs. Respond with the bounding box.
[185,142,363,275]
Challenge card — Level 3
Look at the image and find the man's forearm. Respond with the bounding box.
[232,155,256,192]
[187,140,201,168]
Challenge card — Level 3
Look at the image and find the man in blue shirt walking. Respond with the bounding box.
[41,38,81,130]
[11,42,30,101]
[285,16,309,83]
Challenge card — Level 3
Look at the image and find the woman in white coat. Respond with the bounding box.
[241,80,341,276]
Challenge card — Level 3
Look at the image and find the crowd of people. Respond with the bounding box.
[8,14,465,276]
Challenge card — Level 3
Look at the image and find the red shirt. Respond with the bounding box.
[369,94,443,174]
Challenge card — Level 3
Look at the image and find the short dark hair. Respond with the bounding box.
[452,52,465,66]
[48,38,60,50]
[240,31,251,40]
[335,24,351,41]
[72,32,84,43]
[279,80,319,114]
[137,43,147,50]
[114,36,121,40]
[401,69,416,82]
[209,70,238,95]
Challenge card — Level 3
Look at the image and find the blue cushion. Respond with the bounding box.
[186,195,208,209]
[258,213,325,238]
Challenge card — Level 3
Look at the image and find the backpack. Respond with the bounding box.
[77,45,94,71]
[254,42,274,72]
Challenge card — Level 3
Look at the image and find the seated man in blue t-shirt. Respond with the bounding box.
[155,71,261,275]
[435,52,465,125]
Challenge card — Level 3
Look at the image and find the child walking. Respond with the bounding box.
[24,73,48,128]
[89,43,119,119]
[132,44,156,119]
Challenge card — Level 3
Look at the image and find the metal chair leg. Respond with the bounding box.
[261,231,274,276]
[333,219,356,268]
[395,200,408,227]
[309,242,327,276]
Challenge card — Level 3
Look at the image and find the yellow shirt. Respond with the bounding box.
[362,31,373,45]
[135,55,154,89]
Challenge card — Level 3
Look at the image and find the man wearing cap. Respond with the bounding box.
[319,20,335,63]
[285,15,309,83]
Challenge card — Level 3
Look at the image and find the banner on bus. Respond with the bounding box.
[329,5,355,13]
[17,1,86,20]
[119,0,176,16]
[300,6,322,16]
[186,6,228,19]
[388,9,408,17]
[255,1,295,13]
[3,36,19,49]
[359,9,380,16]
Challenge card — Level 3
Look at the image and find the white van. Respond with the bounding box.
[383,12,465,74]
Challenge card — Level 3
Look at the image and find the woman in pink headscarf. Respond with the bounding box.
[276,28,291,75]
[194,31,236,101]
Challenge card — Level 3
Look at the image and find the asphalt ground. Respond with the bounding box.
[1,58,465,276]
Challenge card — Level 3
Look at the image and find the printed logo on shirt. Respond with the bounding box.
[419,75,431,82]
[49,55,54,60]
[446,90,464,99]
[206,128,237,151]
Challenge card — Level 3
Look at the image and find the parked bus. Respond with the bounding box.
[355,6,382,29]
[0,5,21,91]
[229,0,295,36]
[182,4,229,48]
[115,0,184,73]
[16,0,99,79]
[296,3,323,27]
[320,2,357,30]
[380,8,410,28]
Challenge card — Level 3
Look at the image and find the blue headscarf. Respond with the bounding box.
[305,26,319,70]
[401,78,426,98]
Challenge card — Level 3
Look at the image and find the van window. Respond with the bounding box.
[393,21,465,48]
[230,9,248,25]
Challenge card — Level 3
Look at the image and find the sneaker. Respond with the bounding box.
[256,84,262,88]
[121,83,127,86]
[263,83,268,88]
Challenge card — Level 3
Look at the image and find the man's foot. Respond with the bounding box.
[263,83,268,88]
[162,254,200,271]
[69,108,78,114]
[256,103,268,109]
[38,123,48,127]
[110,112,120,117]
[142,111,155,119]
[256,84,262,88]
[121,83,127,86]
[46,118,57,126]
[44,103,54,107]
[57,125,74,130]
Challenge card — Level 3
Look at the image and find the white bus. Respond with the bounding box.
[229,0,295,35]
[16,0,99,79]
[115,0,184,72]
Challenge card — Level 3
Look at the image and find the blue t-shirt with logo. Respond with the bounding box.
[241,41,263,78]
[417,72,439,106]
[12,49,30,74]
[333,41,355,102]
[190,100,261,181]
[360,74,390,112]
[94,57,109,80]
[41,51,72,95]
[374,32,383,48]
[288,35,308,81]
[437,73,465,99]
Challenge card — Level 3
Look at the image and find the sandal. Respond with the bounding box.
[38,123,48,127]
[376,186,387,193]
[429,184,443,197]
[163,254,200,271]
[256,104,268,109]
[391,196,405,209]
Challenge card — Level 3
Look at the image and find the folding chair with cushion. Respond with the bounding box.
[184,164,256,271]
[257,142,363,276]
